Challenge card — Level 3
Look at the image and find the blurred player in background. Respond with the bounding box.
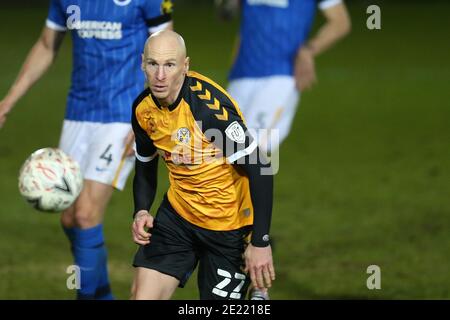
[130,30,274,300]
[217,0,351,299]
[219,0,351,153]
[0,0,173,299]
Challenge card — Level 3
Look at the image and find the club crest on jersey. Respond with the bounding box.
[225,121,245,143]
[113,0,132,7]
[176,127,191,144]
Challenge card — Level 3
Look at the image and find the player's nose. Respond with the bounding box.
[156,66,166,80]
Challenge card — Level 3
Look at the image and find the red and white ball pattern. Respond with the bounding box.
[18,148,83,212]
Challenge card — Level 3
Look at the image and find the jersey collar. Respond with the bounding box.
[151,76,188,112]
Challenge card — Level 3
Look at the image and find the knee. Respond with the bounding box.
[72,200,103,228]
[61,206,75,228]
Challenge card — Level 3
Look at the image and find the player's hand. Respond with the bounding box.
[295,46,317,91]
[244,244,276,290]
[124,130,135,157]
[132,210,154,245]
[0,98,14,129]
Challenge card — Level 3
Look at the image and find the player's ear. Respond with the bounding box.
[184,57,190,74]
[141,53,145,71]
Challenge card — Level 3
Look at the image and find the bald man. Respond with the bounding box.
[130,30,275,300]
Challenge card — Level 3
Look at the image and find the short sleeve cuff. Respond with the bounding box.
[318,0,342,10]
[227,140,257,163]
[135,151,158,163]
[148,21,171,34]
[46,19,67,31]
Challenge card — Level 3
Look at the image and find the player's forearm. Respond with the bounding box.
[6,40,57,106]
[215,0,240,21]
[304,5,351,56]
[133,157,159,218]
[305,23,349,56]
[237,154,274,247]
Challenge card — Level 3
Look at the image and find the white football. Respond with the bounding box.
[18,148,84,213]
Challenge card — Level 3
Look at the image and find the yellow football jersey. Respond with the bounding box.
[132,71,257,231]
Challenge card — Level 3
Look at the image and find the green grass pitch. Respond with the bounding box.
[0,1,449,299]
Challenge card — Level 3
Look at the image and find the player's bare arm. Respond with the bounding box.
[0,27,65,128]
[295,2,351,91]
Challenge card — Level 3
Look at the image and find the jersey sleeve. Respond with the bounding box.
[46,0,67,31]
[208,104,257,164]
[142,0,173,34]
[132,91,158,163]
[191,80,257,163]
[317,0,342,10]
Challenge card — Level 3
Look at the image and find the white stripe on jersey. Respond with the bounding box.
[227,140,258,163]
[135,151,158,163]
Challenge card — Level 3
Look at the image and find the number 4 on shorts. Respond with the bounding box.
[212,268,246,299]
[100,144,113,166]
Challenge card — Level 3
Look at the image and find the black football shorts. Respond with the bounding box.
[133,195,252,300]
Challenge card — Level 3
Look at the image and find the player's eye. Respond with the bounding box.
[166,63,175,68]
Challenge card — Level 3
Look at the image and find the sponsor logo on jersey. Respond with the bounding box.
[225,121,245,143]
[72,20,123,40]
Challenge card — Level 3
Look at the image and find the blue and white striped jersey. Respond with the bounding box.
[47,0,172,123]
[229,0,341,80]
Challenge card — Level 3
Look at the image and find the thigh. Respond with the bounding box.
[61,180,114,228]
[133,197,198,288]
[197,227,251,300]
[132,267,179,300]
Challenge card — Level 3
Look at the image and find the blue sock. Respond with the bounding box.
[69,225,104,300]
[63,224,114,300]
[95,230,114,300]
